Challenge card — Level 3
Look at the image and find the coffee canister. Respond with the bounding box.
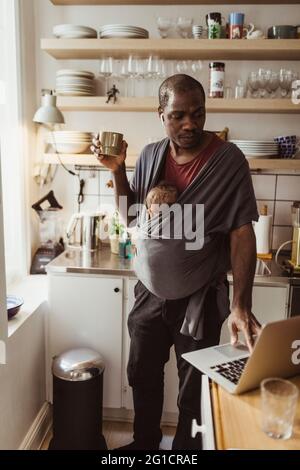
[209,62,225,98]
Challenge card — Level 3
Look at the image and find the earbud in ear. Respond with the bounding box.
[160,115,165,126]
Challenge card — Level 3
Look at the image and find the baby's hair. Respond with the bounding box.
[146,181,178,208]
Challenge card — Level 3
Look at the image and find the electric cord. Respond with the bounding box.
[49,129,85,210]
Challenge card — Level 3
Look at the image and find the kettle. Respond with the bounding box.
[66,212,105,251]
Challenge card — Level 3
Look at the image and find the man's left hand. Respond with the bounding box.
[228,308,262,353]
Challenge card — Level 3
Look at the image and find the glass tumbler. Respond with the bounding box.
[260,378,299,440]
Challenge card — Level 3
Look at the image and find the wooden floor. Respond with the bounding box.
[41,421,176,450]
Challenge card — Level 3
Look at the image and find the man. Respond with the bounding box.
[92,74,261,450]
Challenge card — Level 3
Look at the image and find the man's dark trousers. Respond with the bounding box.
[127,280,226,450]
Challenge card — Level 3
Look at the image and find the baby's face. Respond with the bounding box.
[147,204,161,218]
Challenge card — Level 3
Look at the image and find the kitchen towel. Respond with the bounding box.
[253,215,272,254]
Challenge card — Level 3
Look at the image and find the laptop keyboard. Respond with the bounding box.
[210,357,248,385]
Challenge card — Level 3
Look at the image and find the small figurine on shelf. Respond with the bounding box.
[106,84,120,104]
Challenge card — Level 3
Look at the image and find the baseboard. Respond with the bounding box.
[19,402,52,450]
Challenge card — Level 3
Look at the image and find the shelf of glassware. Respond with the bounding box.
[50,0,300,5]
[44,154,300,170]
[41,38,300,61]
[56,97,300,113]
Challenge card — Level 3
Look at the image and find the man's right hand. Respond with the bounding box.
[91,134,128,174]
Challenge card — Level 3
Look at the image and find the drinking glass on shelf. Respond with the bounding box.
[247,71,259,98]
[146,55,161,96]
[119,60,130,97]
[257,68,271,98]
[99,57,113,94]
[176,60,190,75]
[128,55,144,97]
[190,60,203,80]
[279,69,293,98]
[266,71,279,98]
[177,17,193,38]
[157,17,173,38]
[224,86,233,99]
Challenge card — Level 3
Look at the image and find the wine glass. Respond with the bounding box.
[177,17,193,38]
[157,17,173,38]
[266,71,279,98]
[247,72,259,98]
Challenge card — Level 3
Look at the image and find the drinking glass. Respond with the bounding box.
[261,378,299,440]
[279,69,293,98]
[157,17,173,38]
[177,17,193,38]
[266,71,279,98]
[247,72,260,98]
[99,57,113,93]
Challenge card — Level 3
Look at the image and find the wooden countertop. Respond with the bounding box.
[211,376,300,450]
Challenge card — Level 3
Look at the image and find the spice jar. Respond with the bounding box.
[209,62,225,98]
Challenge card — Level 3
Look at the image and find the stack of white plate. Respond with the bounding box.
[99,24,149,39]
[230,140,279,159]
[53,24,97,38]
[56,70,96,96]
[47,131,93,154]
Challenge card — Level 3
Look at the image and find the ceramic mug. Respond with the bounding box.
[229,12,245,39]
[206,12,224,39]
[100,132,124,157]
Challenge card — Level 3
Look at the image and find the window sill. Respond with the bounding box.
[7,275,48,338]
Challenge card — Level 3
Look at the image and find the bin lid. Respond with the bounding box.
[52,348,105,381]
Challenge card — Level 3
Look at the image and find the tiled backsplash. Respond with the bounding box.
[77,169,299,252]
[252,173,299,251]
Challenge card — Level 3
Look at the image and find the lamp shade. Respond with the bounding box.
[33,93,65,124]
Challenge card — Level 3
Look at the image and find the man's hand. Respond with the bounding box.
[91,134,128,174]
[228,307,262,353]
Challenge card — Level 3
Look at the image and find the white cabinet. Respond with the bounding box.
[123,279,179,420]
[47,273,123,408]
[220,283,289,344]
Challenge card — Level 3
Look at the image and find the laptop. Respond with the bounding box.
[182,316,300,394]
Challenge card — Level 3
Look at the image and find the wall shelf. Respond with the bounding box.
[50,1,300,5]
[44,153,300,170]
[44,153,138,167]
[41,38,300,61]
[56,97,300,114]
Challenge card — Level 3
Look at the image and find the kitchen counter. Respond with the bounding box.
[46,247,296,286]
[211,375,300,450]
[46,247,135,277]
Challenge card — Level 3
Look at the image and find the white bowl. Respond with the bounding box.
[51,142,91,154]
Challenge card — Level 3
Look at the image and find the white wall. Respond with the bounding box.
[0,0,46,450]
[0,305,46,450]
[32,0,300,251]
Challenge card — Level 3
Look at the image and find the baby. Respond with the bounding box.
[145,181,178,218]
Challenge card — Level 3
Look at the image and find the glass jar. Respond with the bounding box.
[209,62,225,98]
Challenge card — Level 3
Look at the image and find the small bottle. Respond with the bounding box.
[119,232,132,259]
[209,62,225,98]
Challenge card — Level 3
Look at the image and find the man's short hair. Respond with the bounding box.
[159,74,206,110]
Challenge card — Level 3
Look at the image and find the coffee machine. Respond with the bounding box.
[290,201,300,272]
[30,191,65,274]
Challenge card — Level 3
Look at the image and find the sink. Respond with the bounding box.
[255,258,271,276]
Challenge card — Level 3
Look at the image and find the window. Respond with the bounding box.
[0,0,27,286]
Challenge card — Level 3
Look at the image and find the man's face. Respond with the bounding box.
[160,89,206,150]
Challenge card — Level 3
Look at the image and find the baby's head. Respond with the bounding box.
[146,181,178,218]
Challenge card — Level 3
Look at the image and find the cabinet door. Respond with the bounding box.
[220,284,288,344]
[48,274,123,408]
[123,279,179,415]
